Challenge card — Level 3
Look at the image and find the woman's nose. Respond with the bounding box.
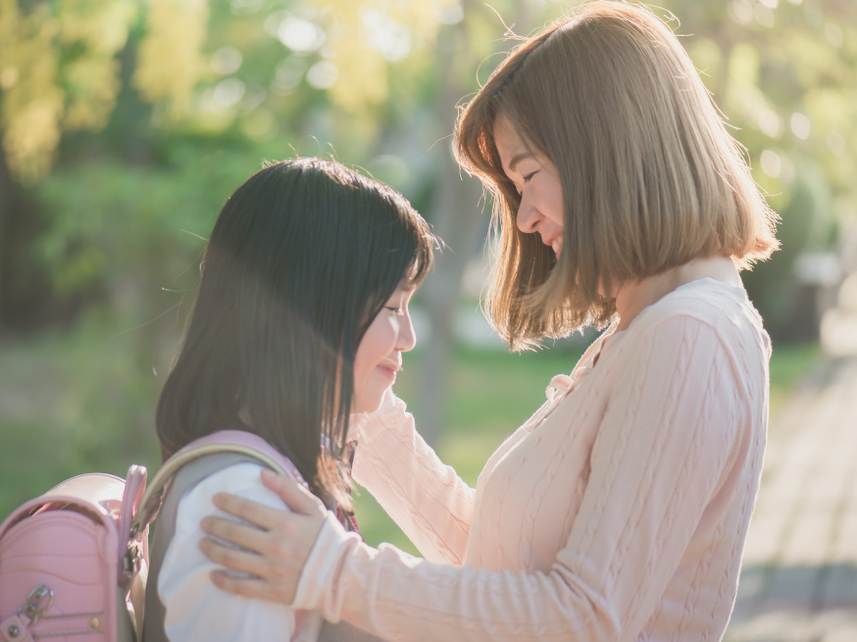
[516,196,540,234]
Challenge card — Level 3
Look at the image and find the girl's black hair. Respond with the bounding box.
[156,157,434,502]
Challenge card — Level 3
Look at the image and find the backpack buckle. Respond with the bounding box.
[1,614,35,642]
[123,540,143,574]
[18,584,53,626]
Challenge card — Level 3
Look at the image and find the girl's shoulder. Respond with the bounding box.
[167,430,303,522]
[174,461,292,527]
[176,429,302,478]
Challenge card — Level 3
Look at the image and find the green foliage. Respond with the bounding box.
[1,0,143,182]
[0,329,163,520]
[656,0,857,339]
[36,145,243,296]
[0,0,854,551]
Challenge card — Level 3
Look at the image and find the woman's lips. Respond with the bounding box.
[547,235,563,258]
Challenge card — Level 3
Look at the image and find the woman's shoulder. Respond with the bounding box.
[618,278,771,366]
[638,278,764,334]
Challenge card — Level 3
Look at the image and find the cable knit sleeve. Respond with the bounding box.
[350,392,475,565]
[291,313,765,642]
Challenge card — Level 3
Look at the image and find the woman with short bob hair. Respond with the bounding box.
[456,1,777,349]
[196,4,777,641]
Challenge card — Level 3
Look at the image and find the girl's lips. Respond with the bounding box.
[377,365,398,379]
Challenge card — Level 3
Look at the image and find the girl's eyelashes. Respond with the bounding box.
[385,305,404,315]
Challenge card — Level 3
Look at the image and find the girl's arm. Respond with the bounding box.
[159,462,318,642]
[349,392,475,565]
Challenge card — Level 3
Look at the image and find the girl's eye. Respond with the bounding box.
[385,306,403,315]
[523,171,538,183]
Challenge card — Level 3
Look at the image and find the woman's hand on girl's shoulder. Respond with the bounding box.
[198,469,327,604]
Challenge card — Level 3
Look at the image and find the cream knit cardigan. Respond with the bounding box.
[292,278,771,641]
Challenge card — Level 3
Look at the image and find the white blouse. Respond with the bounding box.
[157,462,324,642]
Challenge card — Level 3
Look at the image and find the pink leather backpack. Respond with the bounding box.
[0,431,296,642]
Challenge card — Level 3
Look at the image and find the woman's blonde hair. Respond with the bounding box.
[455,1,778,350]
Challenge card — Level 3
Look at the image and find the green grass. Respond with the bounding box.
[0,419,75,517]
[768,342,822,420]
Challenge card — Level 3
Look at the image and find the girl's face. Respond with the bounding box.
[494,115,565,258]
[352,286,417,414]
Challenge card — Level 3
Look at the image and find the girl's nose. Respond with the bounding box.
[397,311,417,352]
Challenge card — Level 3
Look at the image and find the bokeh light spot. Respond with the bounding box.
[306,61,338,89]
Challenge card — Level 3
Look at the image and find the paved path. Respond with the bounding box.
[725,355,857,642]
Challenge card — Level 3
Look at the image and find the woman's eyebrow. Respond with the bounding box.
[508,151,535,172]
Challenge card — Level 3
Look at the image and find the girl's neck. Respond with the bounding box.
[614,256,742,332]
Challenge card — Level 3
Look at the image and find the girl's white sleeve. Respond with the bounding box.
[350,392,475,565]
[157,462,321,642]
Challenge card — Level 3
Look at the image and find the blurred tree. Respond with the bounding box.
[0,0,158,183]
[0,0,210,327]
[2,0,857,465]
[660,0,857,340]
[416,0,533,444]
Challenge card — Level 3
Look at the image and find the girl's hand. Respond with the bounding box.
[198,469,327,604]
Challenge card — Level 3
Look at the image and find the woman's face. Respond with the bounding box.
[494,115,565,258]
[352,286,417,414]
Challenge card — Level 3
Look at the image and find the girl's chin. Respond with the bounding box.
[353,387,390,415]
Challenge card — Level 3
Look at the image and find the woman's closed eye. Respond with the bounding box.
[385,306,404,315]
[514,171,538,194]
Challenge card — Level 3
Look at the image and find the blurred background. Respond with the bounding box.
[0,0,856,558]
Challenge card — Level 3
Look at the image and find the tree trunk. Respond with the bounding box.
[0,146,13,327]
[417,0,530,446]
[418,144,483,446]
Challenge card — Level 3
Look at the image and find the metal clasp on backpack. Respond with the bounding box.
[123,540,143,575]
[19,584,54,626]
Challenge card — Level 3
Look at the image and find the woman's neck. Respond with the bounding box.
[614,256,742,332]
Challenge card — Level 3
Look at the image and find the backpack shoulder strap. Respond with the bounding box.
[139,433,384,642]
[142,449,285,642]
[141,431,304,642]
[131,430,296,538]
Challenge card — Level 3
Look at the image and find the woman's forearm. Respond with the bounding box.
[351,392,475,565]
[297,315,765,642]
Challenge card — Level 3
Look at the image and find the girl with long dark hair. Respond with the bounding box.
[149,157,434,641]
